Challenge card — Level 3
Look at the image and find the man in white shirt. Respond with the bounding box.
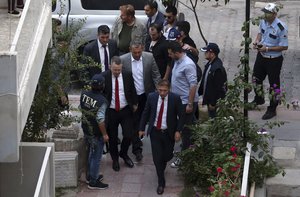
[103,56,138,171]
[120,40,161,162]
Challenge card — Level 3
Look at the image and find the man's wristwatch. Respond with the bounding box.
[188,102,193,107]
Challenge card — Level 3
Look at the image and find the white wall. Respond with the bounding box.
[0,0,52,162]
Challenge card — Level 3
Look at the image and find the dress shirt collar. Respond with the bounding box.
[97,39,108,48]
[112,73,122,79]
[151,11,159,23]
[160,94,168,102]
[131,54,143,62]
[175,53,186,65]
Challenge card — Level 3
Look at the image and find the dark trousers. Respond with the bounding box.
[8,0,15,11]
[181,102,198,151]
[7,0,23,11]
[253,53,283,111]
[107,106,134,161]
[207,105,216,118]
[150,128,175,187]
[132,93,147,155]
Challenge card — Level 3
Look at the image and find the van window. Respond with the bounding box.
[81,0,148,10]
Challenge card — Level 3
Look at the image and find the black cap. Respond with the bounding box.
[91,74,105,86]
[200,43,220,55]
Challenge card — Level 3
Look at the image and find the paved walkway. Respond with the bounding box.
[73,144,184,197]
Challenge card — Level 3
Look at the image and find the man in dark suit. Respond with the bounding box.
[120,40,161,162]
[102,56,138,171]
[83,25,119,78]
[139,79,183,195]
[144,1,165,61]
[144,1,165,32]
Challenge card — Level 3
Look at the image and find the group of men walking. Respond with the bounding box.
[78,1,288,195]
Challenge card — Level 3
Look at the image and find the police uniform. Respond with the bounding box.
[253,8,288,118]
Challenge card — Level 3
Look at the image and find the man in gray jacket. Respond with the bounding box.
[120,40,161,162]
[112,4,146,55]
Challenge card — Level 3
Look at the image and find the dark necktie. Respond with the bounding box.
[103,45,109,71]
[115,76,120,111]
[147,17,152,29]
[156,97,164,130]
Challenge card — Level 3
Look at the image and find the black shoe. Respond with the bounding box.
[8,10,21,17]
[157,186,164,195]
[251,98,265,105]
[262,110,276,120]
[86,174,104,184]
[112,160,120,171]
[135,152,143,162]
[120,155,134,168]
[88,180,109,190]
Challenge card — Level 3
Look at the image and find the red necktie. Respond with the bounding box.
[115,76,120,111]
[156,97,164,130]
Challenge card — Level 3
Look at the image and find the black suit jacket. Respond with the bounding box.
[139,92,183,138]
[145,35,170,78]
[102,70,138,111]
[83,39,119,68]
[198,57,227,106]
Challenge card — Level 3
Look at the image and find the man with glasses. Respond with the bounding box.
[162,5,177,39]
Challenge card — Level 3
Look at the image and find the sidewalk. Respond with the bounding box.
[59,95,184,197]
[59,138,184,197]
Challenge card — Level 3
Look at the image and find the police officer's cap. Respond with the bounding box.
[91,74,105,86]
[261,3,278,14]
[200,43,220,55]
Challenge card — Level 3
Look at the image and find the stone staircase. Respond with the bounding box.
[249,107,300,197]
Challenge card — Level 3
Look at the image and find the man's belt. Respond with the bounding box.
[260,53,282,59]
[154,127,168,133]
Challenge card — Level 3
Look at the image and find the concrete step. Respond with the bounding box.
[55,151,78,188]
[266,169,300,197]
[265,141,300,196]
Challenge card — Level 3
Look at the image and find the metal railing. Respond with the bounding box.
[241,142,252,197]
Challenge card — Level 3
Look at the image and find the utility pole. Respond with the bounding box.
[244,0,250,118]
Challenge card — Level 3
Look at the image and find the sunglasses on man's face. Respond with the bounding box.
[164,15,173,19]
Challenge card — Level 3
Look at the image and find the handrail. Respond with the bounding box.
[241,142,252,196]
[34,146,52,197]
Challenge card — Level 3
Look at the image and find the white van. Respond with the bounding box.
[52,0,181,50]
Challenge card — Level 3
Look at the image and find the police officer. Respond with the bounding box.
[252,3,288,120]
[80,74,109,190]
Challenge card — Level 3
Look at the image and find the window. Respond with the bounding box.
[81,0,149,10]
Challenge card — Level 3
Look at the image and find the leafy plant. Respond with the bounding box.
[22,18,85,142]
[179,12,285,196]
